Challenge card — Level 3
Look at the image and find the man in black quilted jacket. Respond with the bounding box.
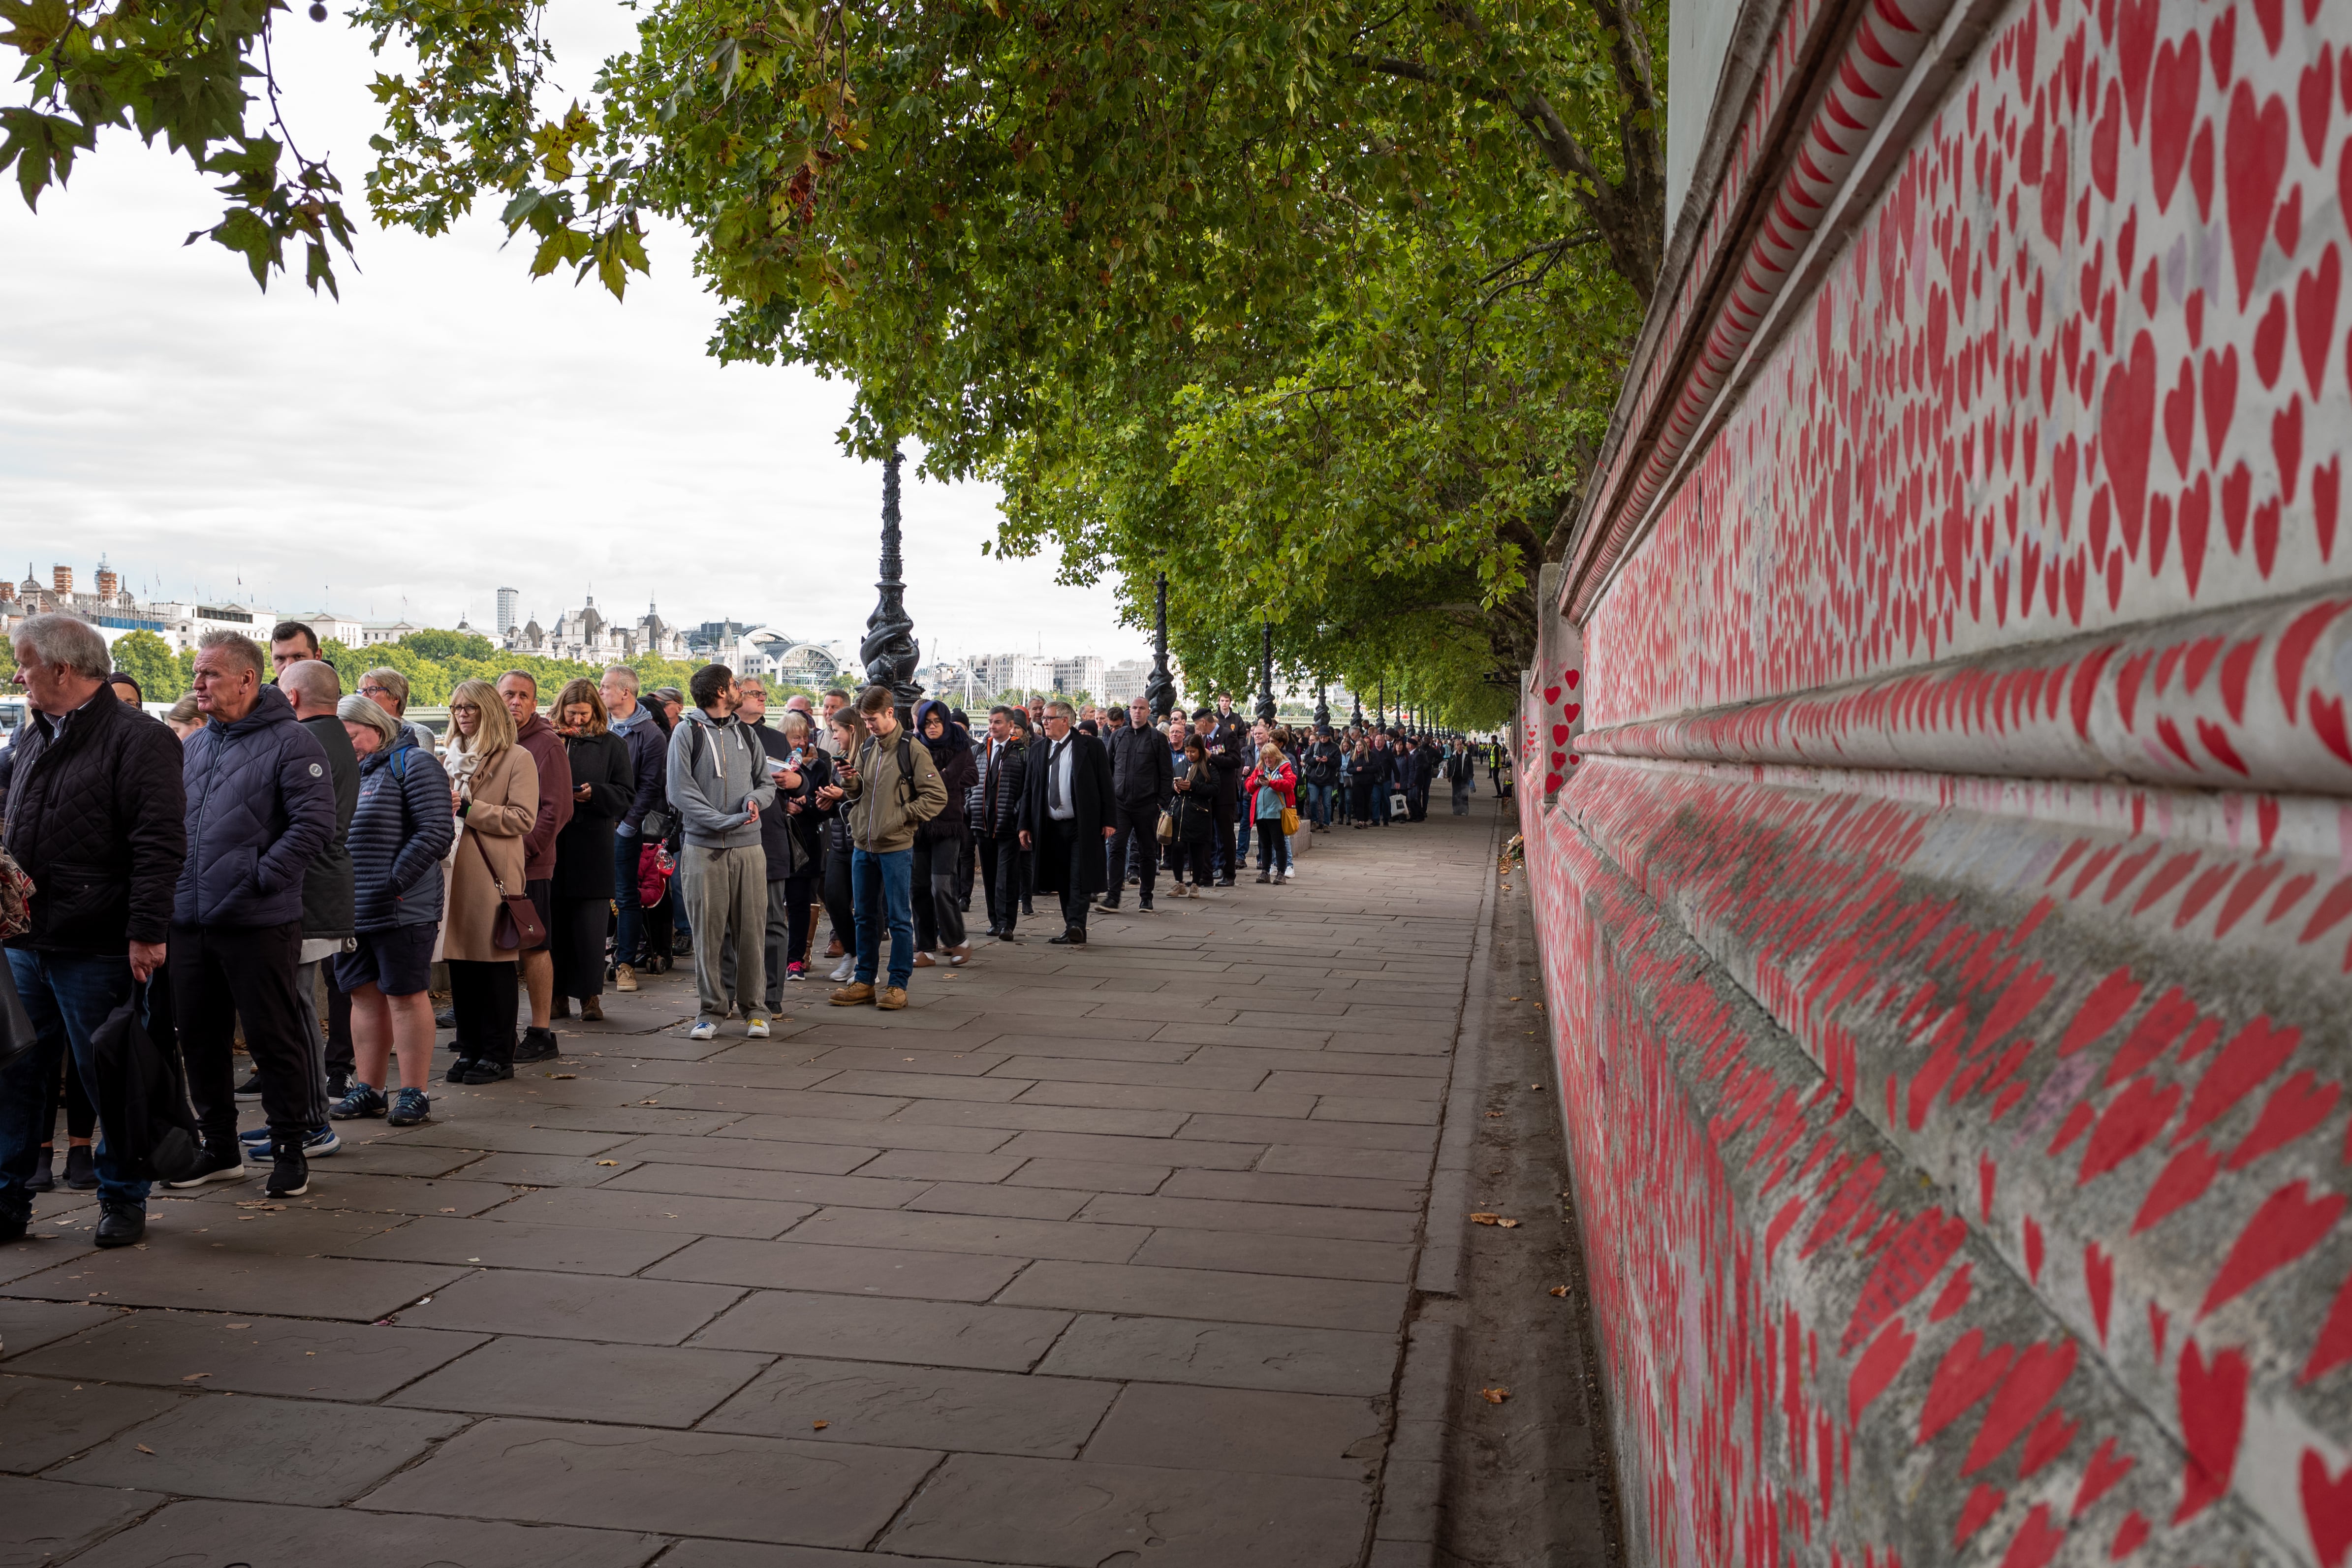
[0,614,187,1248]
[167,630,337,1201]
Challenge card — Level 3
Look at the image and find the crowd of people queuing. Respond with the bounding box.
[0,610,1497,1250]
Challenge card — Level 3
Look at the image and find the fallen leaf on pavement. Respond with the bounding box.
[1480,1388,1511,1404]
[1470,1212,1502,1224]
[438,1207,457,1214]
[136,1443,156,1454]
[546,1073,576,1080]
[812,1420,829,1430]
[596,1160,620,1166]
[1485,1110,1505,1118]
[181,1373,210,1381]
[1549,1286,1570,1298]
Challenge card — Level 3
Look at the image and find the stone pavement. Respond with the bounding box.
[1,811,1499,1568]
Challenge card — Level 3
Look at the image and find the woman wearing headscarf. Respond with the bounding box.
[910,698,978,967]
[440,677,538,1084]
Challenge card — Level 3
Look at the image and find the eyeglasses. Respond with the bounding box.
[360,684,393,698]
[450,702,480,713]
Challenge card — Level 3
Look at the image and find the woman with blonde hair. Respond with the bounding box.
[440,677,538,1083]
[1241,741,1298,884]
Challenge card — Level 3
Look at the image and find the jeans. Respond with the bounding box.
[613,830,643,967]
[1300,782,1331,826]
[681,843,767,1020]
[0,949,148,1219]
[1255,817,1291,874]
[851,847,916,988]
[1452,782,1472,815]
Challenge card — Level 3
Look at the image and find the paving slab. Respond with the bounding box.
[600,1160,931,1210]
[389,1335,769,1425]
[394,1267,743,1345]
[492,1185,812,1238]
[0,1375,187,1474]
[0,1474,163,1567]
[878,1452,1368,1568]
[785,1205,1148,1263]
[50,1392,467,1504]
[0,1243,465,1321]
[0,1299,119,1360]
[63,1498,664,1568]
[692,1289,1071,1371]
[1036,1314,1400,1395]
[1081,1382,1388,1479]
[333,1215,696,1275]
[699,1354,1118,1457]
[363,1417,937,1545]
[998,1260,1408,1332]
[645,1236,1025,1302]
[7,1309,485,1399]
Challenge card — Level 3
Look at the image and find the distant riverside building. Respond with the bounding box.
[502,596,691,664]
[496,587,520,634]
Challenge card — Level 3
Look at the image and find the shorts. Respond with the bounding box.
[337,924,438,997]
[525,879,553,953]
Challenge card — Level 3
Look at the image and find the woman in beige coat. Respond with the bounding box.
[441,678,538,1084]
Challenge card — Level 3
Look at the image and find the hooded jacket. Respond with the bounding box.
[297,711,358,940]
[666,705,777,851]
[2,687,186,953]
[348,730,454,931]
[610,701,669,836]
[175,683,338,929]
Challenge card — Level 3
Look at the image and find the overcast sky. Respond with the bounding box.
[0,7,1149,668]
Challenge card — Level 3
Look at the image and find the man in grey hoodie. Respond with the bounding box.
[666,663,778,1039]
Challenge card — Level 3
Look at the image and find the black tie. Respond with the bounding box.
[1048,740,1066,812]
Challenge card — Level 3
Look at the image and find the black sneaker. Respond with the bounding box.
[0,1210,26,1246]
[94,1199,145,1248]
[513,1028,560,1064]
[1138,896,1154,911]
[265,1140,309,1198]
[63,1146,97,1190]
[330,1082,387,1120]
[434,1006,457,1030]
[232,1070,263,1102]
[460,1059,514,1085]
[165,1145,250,1189]
[326,1068,352,1100]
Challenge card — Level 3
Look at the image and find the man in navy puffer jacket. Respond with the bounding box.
[167,632,337,1198]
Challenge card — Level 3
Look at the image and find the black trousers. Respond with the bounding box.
[911,838,966,950]
[174,920,324,1146]
[978,834,1022,936]
[550,895,609,999]
[1212,802,1238,881]
[1103,803,1159,903]
[1039,822,1091,932]
[821,845,855,957]
[447,959,518,1066]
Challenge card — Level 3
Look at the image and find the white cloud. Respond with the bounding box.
[0,6,1150,667]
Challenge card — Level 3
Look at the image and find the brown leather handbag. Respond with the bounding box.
[471,830,546,950]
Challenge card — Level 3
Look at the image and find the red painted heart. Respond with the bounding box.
[2297,246,2339,398]
[2117,0,2159,131]
[2150,36,2202,210]
[2164,357,2197,477]
[2226,86,2290,308]
[2300,45,2336,162]
[2201,345,2239,462]
[2101,331,2158,557]
[2256,292,2290,387]
[2299,1448,2352,1568]
[2173,1338,2249,1522]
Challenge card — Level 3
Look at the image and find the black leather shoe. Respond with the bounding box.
[460,1059,515,1085]
[0,1210,27,1246]
[1098,898,1120,911]
[1138,896,1154,911]
[444,1056,474,1083]
[1048,928,1087,945]
[94,1200,145,1248]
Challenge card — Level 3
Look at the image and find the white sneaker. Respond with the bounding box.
[829,957,856,983]
[746,1016,770,1039]
[688,1019,719,1040]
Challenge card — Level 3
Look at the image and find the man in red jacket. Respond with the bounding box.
[497,672,573,1063]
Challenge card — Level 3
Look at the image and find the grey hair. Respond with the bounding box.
[195,628,266,677]
[780,710,813,742]
[363,667,410,711]
[13,613,110,680]
[337,692,400,748]
[601,664,640,694]
[1045,700,1076,721]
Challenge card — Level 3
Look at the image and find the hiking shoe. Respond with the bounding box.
[166,1146,250,1189]
[387,1088,432,1128]
[829,983,875,1006]
[265,1141,309,1199]
[514,1028,560,1064]
[614,963,639,993]
[689,1019,720,1040]
[876,986,908,1011]
[241,1124,339,1159]
[581,995,604,1021]
[233,1070,263,1102]
[829,957,856,983]
[330,1082,388,1121]
[746,1015,770,1039]
[912,951,936,968]
[459,1059,513,1085]
[94,1199,146,1248]
[63,1145,96,1190]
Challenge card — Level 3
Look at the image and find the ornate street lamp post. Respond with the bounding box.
[1255,623,1277,724]
[859,448,923,724]
[1145,572,1177,722]
[1313,679,1330,730]
[1350,692,1364,728]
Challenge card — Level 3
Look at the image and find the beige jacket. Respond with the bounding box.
[442,743,538,963]
[838,727,948,854]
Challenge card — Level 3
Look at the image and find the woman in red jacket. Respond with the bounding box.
[1241,743,1298,885]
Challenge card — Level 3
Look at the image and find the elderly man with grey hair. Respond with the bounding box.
[0,614,187,1248]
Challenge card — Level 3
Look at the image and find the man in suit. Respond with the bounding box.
[1101,696,1173,913]
[1200,703,1245,885]
[975,705,1028,941]
[1019,700,1116,946]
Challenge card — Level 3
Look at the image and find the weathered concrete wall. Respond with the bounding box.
[1521,0,2352,1559]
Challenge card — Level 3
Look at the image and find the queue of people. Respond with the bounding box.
[0,606,1491,1252]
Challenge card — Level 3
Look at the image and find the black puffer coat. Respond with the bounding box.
[2,690,187,953]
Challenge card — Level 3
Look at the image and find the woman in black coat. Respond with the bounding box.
[550,679,632,1020]
[910,699,978,966]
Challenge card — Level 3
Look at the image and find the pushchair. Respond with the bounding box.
[634,839,678,975]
